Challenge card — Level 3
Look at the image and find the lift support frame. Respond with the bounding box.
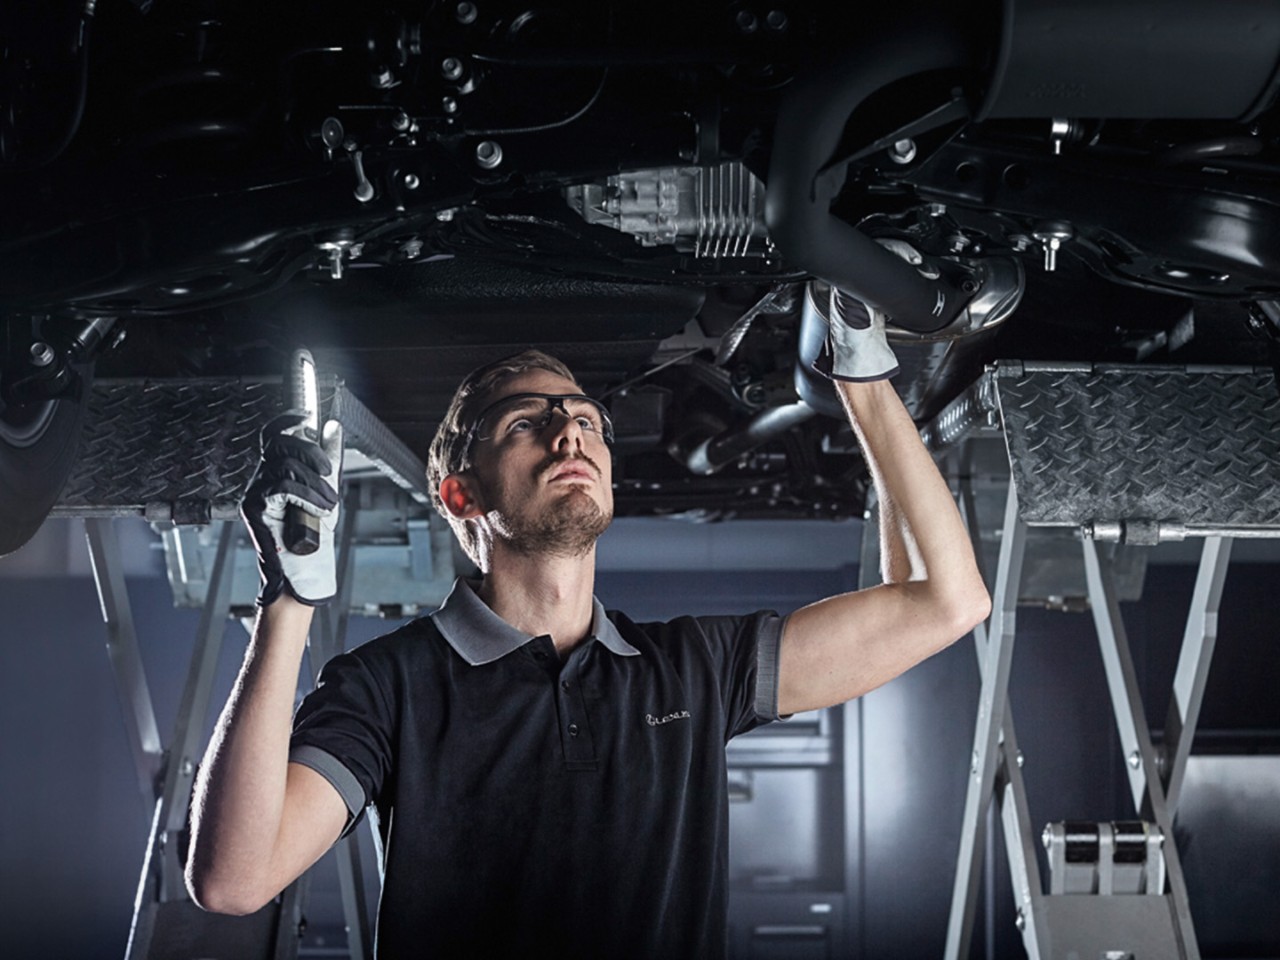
[932,362,1280,960]
[64,361,1280,959]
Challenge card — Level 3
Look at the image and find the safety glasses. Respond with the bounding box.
[464,392,615,461]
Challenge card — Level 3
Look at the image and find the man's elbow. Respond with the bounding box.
[186,866,273,917]
[946,581,991,640]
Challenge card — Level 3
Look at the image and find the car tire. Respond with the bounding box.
[0,369,90,557]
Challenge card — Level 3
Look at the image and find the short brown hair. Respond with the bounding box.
[426,349,580,567]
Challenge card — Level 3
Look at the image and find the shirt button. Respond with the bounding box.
[568,723,579,737]
[561,680,570,692]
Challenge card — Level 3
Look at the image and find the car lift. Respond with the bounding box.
[922,362,1280,960]
[60,362,1280,958]
[64,374,445,960]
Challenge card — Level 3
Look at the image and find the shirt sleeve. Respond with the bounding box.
[687,610,788,740]
[288,642,398,833]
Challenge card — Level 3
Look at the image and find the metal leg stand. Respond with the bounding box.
[93,520,306,960]
[1080,539,1202,959]
[85,519,165,822]
[1163,537,1233,813]
[945,483,1029,960]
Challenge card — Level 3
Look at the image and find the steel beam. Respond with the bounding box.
[1081,540,1201,960]
[1164,537,1233,813]
[945,483,1028,960]
[84,518,164,815]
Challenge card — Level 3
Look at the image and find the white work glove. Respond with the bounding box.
[814,286,900,382]
[241,411,344,607]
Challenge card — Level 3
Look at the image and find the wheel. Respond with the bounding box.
[0,368,90,556]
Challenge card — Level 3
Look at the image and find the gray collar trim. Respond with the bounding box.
[431,578,640,666]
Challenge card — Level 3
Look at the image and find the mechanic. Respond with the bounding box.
[184,297,991,958]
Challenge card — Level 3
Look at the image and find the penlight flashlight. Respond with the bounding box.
[283,348,321,555]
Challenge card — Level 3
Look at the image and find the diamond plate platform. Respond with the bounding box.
[994,363,1280,530]
[52,376,432,521]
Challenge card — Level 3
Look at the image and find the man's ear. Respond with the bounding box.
[439,473,484,519]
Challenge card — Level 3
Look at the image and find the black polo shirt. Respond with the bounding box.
[289,578,785,960]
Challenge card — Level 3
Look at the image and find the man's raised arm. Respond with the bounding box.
[185,415,350,915]
[776,294,991,716]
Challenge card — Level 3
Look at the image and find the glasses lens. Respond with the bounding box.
[472,394,613,446]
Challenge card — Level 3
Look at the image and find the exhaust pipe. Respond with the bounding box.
[765,12,982,333]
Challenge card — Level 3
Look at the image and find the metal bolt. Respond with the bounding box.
[475,139,503,169]
[436,207,456,222]
[735,10,758,33]
[927,202,947,218]
[1015,909,1026,931]
[181,759,194,777]
[28,342,55,367]
[441,57,464,82]
[373,68,396,89]
[970,750,979,775]
[765,9,788,30]
[456,1,478,24]
[402,239,423,259]
[392,111,411,131]
[403,173,420,190]
[1041,825,1052,849]
[1127,750,1142,770]
[888,138,917,164]
[442,96,458,114]
[1016,750,1025,768]
[320,117,345,155]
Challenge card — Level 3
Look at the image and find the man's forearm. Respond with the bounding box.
[186,595,313,911]
[837,379,984,608]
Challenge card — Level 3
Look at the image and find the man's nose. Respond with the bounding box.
[545,407,584,450]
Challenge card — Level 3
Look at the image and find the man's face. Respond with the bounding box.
[466,369,614,559]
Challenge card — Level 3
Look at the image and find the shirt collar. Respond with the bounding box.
[431,578,640,666]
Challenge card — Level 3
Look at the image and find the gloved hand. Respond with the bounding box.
[814,286,900,383]
[241,411,344,607]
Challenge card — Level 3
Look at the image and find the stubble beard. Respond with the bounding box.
[485,456,613,559]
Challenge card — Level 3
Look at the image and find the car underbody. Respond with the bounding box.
[3,0,1280,555]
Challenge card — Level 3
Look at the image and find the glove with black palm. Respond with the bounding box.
[241,411,344,607]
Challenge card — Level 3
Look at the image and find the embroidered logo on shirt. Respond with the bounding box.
[645,710,691,726]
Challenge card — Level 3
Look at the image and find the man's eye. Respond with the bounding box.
[506,417,536,433]
[575,415,599,432]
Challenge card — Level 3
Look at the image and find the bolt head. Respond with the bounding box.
[889,138,917,164]
[475,139,503,169]
[28,342,55,367]
[442,96,458,114]
[735,10,758,33]
[456,1,478,24]
[1128,750,1142,769]
[441,57,464,81]
[392,112,411,131]
[404,173,420,190]
[765,9,788,30]
[320,117,344,150]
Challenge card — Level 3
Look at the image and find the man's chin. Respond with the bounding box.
[502,497,612,558]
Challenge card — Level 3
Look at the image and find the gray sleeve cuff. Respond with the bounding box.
[753,613,788,721]
[289,744,367,834]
